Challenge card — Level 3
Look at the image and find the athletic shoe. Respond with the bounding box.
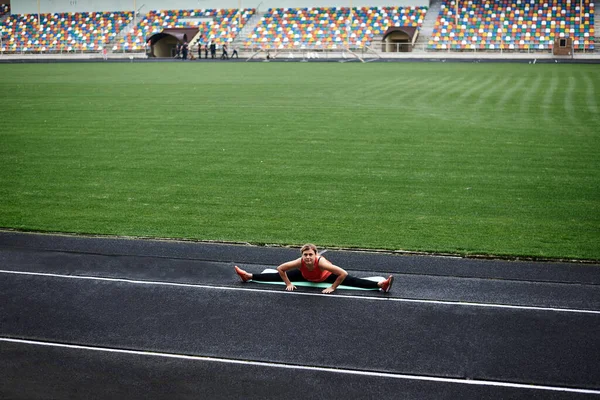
[234,266,250,282]
[380,275,394,293]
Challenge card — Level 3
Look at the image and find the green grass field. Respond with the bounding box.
[1,62,599,260]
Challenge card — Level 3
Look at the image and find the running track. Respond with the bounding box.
[1,231,599,399]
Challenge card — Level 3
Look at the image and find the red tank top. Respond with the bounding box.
[300,256,331,282]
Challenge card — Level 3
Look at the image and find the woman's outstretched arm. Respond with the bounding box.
[277,258,301,291]
[318,258,348,294]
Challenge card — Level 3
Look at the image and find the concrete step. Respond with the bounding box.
[232,11,265,46]
[107,11,149,52]
[414,0,443,49]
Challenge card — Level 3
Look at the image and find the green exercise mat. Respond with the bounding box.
[252,269,384,291]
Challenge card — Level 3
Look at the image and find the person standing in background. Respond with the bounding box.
[197,36,203,59]
[182,41,189,60]
[221,43,229,59]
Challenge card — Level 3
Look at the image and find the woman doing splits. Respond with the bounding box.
[234,243,393,294]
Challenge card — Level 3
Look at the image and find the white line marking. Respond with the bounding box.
[2,337,599,395]
[1,269,599,315]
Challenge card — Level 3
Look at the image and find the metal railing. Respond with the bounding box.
[0,47,147,55]
[0,42,596,56]
[418,44,593,54]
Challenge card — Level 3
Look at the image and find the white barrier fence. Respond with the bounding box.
[0,42,596,57]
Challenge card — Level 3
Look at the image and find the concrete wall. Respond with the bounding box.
[11,0,429,15]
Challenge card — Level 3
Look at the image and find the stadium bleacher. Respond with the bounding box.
[0,2,596,54]
[244,6,428,49]
[428,0,595,51]
[117,8,255,51]
[0,11,133,53]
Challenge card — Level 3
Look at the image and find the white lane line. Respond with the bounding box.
[1,269,599,315]
[2,337,599,395]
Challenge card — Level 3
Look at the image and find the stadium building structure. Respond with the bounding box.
[0,0,596,59]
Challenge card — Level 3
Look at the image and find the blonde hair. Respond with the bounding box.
[300,243,318,254]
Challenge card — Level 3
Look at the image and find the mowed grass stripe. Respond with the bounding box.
[379,75,424,100]
[563,74,577,125]
[454,75,496,106]
[435,74,482,105]
[473,75,512,111]
[520,72,543,116]
[583,70,599,115]
[542,68,559,122]
[497,76,527,113]
[412,73,467,106]
[0,63,598,259]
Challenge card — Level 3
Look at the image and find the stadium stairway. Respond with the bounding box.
[108,11,149,53]
[369,35,383,51]
[0,4,11,30]
[413,0,441,52]
[0,13,8,40]
[0,13,7,50]
[232,10,265,49]
[0,3,9,18]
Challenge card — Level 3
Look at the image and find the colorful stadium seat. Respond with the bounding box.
[1,11,132,53]
[0,3,595,54]
[428,0,595,51]
[117,8,254,51]
[244,6,427,49]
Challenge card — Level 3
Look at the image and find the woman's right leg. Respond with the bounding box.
[251,269,303,282]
